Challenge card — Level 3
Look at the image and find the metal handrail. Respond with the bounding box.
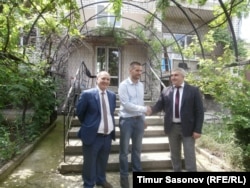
[61,61,96,162]
[146,62,166,89]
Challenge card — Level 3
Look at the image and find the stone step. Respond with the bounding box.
[60,111,170,174]
[59,151,173,174]
[114,108,162,116]
[116,93,152,101]
[65,136,170,155]
[59,105,219,174]
[73,100,157,116]
[71,115,164,127]
[68,125,165,138]
[72,112,219,126]
[115,100,154,107]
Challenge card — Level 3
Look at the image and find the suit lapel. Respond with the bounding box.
[94,89,101,113]
[181,84,188,106]
[170,86,174,105]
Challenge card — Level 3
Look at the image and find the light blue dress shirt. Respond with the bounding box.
[118,77,147,119]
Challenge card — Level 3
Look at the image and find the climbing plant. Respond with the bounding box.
[185,21,250,172]
[0,0,81,164]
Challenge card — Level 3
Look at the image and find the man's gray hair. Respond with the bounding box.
[96,71,110,78]
[172,67,187,77]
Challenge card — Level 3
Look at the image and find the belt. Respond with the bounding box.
[121,116,141,119]
[132,116,141,119]
[97,133,110,137]
[172,122,181,124]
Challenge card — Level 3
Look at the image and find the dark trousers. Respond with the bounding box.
[82,134,112,188]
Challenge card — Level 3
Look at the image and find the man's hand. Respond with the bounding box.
[145,106,152,116]
[192,132,201,139]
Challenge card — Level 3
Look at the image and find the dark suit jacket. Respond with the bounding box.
[76,88,116,145]
[151,82,204,137]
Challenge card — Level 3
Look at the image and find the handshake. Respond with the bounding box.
[145,106,152,116]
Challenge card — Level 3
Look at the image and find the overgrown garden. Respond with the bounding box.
[0,0,80,167]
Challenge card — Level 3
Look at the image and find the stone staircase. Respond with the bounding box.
[58,98,173,174]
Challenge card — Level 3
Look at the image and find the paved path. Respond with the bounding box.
[0,117,232,188]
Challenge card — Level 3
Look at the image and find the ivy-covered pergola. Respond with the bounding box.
[1,0,247,77]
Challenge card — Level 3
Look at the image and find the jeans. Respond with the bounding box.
[119,116,144,177]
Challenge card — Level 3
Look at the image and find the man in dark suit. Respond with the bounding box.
[150,67,204,171]
[76,71,116,188]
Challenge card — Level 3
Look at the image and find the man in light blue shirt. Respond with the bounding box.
[118,61,150,188]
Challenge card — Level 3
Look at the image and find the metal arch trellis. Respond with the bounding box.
[218,0,240,62]
[80,26,162,62]
[62,0,186,65]
[41,1,168,76]
[79,14,166,48]
[79,25,167,85]
[112,0,187,64]
[22,0,246,75]
[171,0,205,59]
[56,0,245,70]
[77,15,172,82]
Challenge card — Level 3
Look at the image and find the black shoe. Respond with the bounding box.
[120,177,129,188]
[96,181,113,188]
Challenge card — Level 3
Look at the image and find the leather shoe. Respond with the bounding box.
[96,181,113,188]
[120,177,129,188]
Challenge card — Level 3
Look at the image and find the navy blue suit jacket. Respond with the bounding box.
[76,88,116,145]
[151,82,204,136]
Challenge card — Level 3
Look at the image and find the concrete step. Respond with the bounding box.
[71,115,164,127]
[115,100,154,107]
[59,105,221,174]
[114,108,162,116]
[64,136,170,155]
[72,100,157,117]
[115,92,152,99]
[59,151,172,174]
[60,112,170,174]
[72,112,219,126]
[68,125,165,138]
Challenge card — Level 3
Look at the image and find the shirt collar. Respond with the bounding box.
[174,82,184,88]
[128,77,139,85]
[97,86,106,94]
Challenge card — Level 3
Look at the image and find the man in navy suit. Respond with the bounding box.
[151,67,204,171]
[76,71,116,188]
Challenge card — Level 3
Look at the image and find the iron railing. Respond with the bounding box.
[61,61,96,161]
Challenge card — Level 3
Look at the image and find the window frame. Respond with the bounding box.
[96,1,121,27]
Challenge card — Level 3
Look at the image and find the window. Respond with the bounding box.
[96,1,121,27]
[174,34,193,48]
[21,27,38,46]
[163,33,196,60]
[96,47,120,87]
[161,58,171,72]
